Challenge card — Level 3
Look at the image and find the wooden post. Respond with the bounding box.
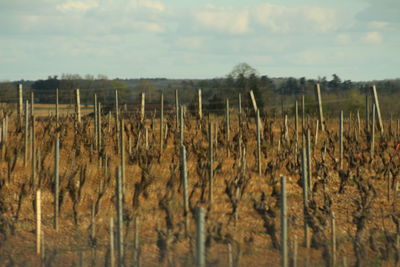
[348,112,352,135]
[181,145,189,235]
[278,139,281,153]
[41,230,45,266]
[160,92,164,153]
[36,189,41,255]
[249,90,258,114]
[306,129,312,190]
[390,114,393,137]
[314,120,319,148]
[238,93,242,115]
[140,92,145,122]
[331,212,336,267]
[175,90,179,129]
[98,102,102,152]
[292,235,298,267]
[301,95,305,135]
[371,85,384,133]
[339,111,344,169]
[315,83,325,131]
[214,121,218,152]
[302,147,310,248]
[94,94,98,150]
[91,203,96,242]
[366,94,370,133]
[5,115,8,143]
[120,119,125,192]
[145,128,149,150]
[228,243,233,267]
[198,89,202,120]
[18,84,23,123]
[196,207,205,267]
[32,115,36,187]
[357,110,361,138]
[180,105,184,146]
[31,91,35,118]
[56,88,59,124]
[284,114,289,141]
[116,167,124,266]
[133,217,140,267]
[371,104,375,158]
[256,110,262,176]
[209,121,214,206]
[110,218,115,267]
[295,100,299,144]
[75,89,81,123]
[115,89,119,126]
[280,176,288,267]
[343,257,347,267]
[226,98,230,156]
[24,100,29,167]
[115,90,120,156]
[54,137,59,231]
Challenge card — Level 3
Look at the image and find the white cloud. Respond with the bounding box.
[336,34,352,45]
[139,0,165,12]
[368,21,389,30]
[135,21,164,33]
[303,7,337,32]
[175,36,206,50]
[362,31,383,44]
[195,7,250,35]
[126,0,165,12]
[57,1,98,12]
[356,0,400,24]
[253,4,338,33]
[294,49,327,65]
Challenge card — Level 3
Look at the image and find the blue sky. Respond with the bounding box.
[0,0,399,81]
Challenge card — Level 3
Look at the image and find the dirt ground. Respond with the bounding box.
[0,106,399,266]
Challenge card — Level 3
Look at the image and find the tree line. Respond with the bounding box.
[1,63,400,116]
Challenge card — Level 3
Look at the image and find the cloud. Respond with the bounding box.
[336,34,352,45]
[368,21,389,30]
[135,21,164,32]
[356,0,400,24]
[175,36,206,50]
[193,3,339,35]
[0,0,168,36]
[362,31,383,44]
[194,7,250,35]
[253,4,338,33]
[1,0,399,81]
[57,1,98,12]
[137,0,165,12]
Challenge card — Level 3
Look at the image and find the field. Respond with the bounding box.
[23,103,94,117]
[0,98,399,267]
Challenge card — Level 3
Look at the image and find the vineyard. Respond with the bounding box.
[0,86,400,267]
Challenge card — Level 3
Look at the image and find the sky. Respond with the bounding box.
[0,0,399,81]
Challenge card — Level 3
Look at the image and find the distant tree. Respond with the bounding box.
[342,80,353,90]
[329,74,341,90]
[59,74,82,104]
[135,80,156,103]
[229,63,258,79]
[207,94,224,115]
[0,82,16,103]
[280,77,300,95]
[112,80,130,104]
[318,76,328,89]
[31,76,60,103]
